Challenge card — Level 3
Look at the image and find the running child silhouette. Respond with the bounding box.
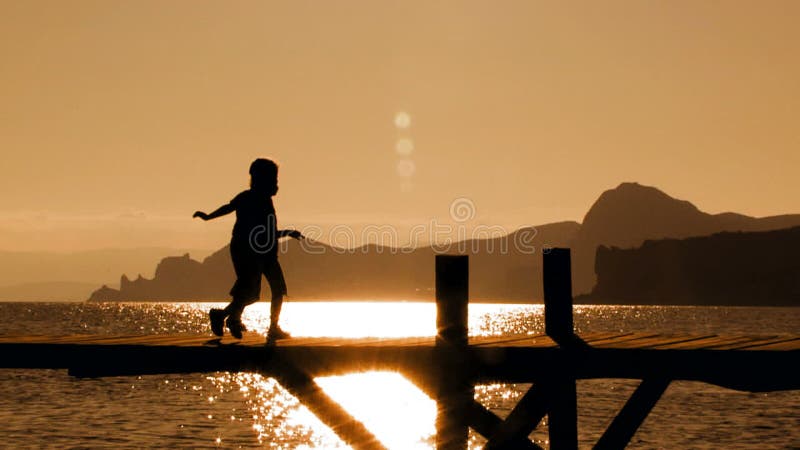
[193,158,303,341]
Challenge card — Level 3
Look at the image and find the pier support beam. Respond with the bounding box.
[483,384,549,450]
[543,248,579,450]
[594,379,670,450]
[546,376,578,450]
[435,255,472,450]
[408,370,541,450]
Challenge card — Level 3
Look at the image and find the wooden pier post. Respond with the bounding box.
[435,255,471,450]
[543,248,578,450]
[436,255,469,346]
[543,248,574,340]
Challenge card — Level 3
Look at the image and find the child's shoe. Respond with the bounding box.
[226,317,245,339]
[209,309,225,337]
[267,325,291,341]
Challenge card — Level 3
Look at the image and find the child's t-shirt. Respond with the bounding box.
[229,189,277,252]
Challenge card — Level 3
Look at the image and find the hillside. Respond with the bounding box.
[583,226,800,306]
[90,221,581,302]
[88,183,800,303]
[570,182,800,293]
[0,247,213,301]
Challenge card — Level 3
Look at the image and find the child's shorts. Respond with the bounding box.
[229,242,287,302]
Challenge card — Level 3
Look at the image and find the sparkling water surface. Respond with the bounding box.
[0,302,798,449]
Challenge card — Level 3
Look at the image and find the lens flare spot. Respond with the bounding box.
[395,138,414,156]
[394,111,411,129]
[396,160,416,177]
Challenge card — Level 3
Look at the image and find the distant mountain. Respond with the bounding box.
[570,182,800,293]
[89,182,800,304]
[582,226,800,306]
[0,247,215,301]
[89,221,581,302]
[0,247,213,288]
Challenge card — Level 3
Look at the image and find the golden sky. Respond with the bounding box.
[1,1,798,251]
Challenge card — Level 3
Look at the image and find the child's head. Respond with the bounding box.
[249,158,279,196]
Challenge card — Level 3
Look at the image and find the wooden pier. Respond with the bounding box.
[1,250,799,449]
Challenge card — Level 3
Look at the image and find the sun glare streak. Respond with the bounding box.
[316,372,437,450]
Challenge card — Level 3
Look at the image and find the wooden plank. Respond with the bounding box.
[690,335,781,350]
[581,332,637,343]
[699,335,778,350]
[8,335,148,344]
[95,336,210,346]
[276,337,362,347]
[4,333,800,351]
[292,336,433,347]
[584,333,662,347]
[359,337,435,347]
[499,336,558,348]
[471,334,549,347]
[738,338,800,351]
[200,336,268,347]
[0,335,97,344]
[661,335,792,350]
[477,336,554,348]
[723,336,800,351]
[612,334,716,348]
[3,333,800,351]
[162,336,230,345]
[68,335,212,346]
[598,334,717,350]
[647,335,752,350]
[470,334,536,347]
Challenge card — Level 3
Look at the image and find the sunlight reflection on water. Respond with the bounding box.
[208,302,530,449]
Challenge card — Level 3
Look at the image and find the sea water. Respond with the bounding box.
[0,302,798,449]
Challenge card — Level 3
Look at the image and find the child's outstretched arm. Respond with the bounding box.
[277,229,304,239]
[193,203,235,221]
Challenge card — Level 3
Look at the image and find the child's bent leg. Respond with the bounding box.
[222,298,252,339]
[226,243,262,325]
[223,300,246,321]
[226,267,262,323]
